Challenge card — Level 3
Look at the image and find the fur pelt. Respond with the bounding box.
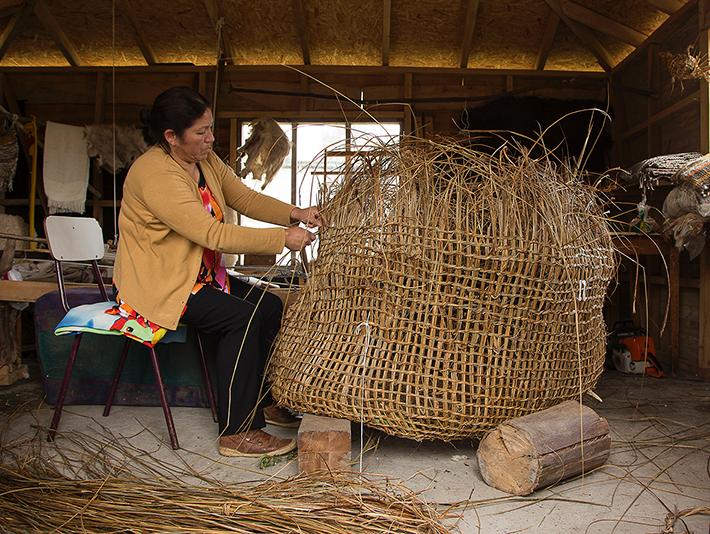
[237,119,290,190]
[84,125,148,174]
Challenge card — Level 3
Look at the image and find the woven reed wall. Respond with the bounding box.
[269,138,616,441]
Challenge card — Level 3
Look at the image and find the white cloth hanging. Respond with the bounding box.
[43,121,90,214]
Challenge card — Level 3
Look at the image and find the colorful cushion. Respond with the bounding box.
[55,301,186,346]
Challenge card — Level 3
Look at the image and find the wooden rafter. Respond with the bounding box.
[459,0,480,68]
[647,0,685,14]
[544,0,613,71]
[203,0,236,64]
[535,10,559,70]
[33,0,81,66]
[561,0,647,46]
[116,0,157,65]
[0,0,36,62]
[292,0,310,65]
[0,6,21,19]
[382,0,391,66]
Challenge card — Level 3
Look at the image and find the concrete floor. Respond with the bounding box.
[1,370,709,533]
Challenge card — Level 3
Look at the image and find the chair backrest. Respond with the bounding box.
[45,216,105,262]
[44,216,109,311]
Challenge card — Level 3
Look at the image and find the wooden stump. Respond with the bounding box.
[477,400,611,495]
[297,414,351,475]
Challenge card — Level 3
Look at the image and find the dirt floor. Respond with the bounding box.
[1,367,709,533]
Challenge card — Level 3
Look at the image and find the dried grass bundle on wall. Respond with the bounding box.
[270,137,616,441]
[660,46,710,89]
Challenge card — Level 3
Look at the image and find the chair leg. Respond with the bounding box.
[103,338,131,417]
[149,347,179,450]
[48,333,83,442]
[196,333,218,423]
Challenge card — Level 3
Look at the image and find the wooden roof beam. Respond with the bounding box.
[292,0,310,65]
[116,0,157,65]
[33,0,81,66]
[535,9,560,70]
[0,0,36,62]
[203,0,236,64]
[544,0,613,71]
[561,0,647,46]
[382,0,391,66]
[459,0,480,68]
[647,0,685,14]
[0,6,22,19]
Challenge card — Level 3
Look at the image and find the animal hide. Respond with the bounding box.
[663,183,700,219]
[237,119,290,190]
[84,125,148,174]
[663,212,707,260]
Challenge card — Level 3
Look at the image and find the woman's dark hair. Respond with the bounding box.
[140,86,211,152]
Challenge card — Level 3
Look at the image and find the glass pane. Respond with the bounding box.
[351,122,401,148]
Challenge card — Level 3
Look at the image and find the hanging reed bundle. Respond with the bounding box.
[269,136,616,441]
[660,46,710,90]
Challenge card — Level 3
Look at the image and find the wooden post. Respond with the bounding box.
[699,1,710,380]
[297,414,352,475]
[229,118,237,171]
[477,401,611,496]
[91,73,105,226]
[403,72,413,135]
[0,239,28,386]
[700,249,710,379]
[669,247,680,375]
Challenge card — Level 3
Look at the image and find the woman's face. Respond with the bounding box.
[167,108,214,164]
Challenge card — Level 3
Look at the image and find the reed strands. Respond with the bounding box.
[662,506,710,533]
[0,425,452,533]
[270,136,616,441]
[660,46,710,90]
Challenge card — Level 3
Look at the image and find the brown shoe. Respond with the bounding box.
[218,429,296,458]
[264,404,301,428]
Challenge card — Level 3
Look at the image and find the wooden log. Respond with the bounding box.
[297,414,351,475]
[477,400,611,495]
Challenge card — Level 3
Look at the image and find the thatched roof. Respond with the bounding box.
[0,0,690,71]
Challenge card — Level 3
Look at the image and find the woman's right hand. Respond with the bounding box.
[285,226,317,251]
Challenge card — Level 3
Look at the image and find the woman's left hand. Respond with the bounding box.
[291,206,327,229]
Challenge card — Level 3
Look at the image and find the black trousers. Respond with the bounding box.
[181,277,284,435]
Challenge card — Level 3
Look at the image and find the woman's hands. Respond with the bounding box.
[290,206,327,229]
[285,226,317,251]
[285,206,325,252]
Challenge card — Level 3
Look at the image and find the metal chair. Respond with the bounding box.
[44,215,217,449]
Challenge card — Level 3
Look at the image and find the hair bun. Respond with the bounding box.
[139,107,152,127]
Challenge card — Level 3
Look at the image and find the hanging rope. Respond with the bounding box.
[212,18,224,112]
[111,0,118,244]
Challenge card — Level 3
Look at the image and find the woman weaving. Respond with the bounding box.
[113,86,322,457]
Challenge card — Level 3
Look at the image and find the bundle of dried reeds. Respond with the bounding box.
[660,46,710,90]
[0,426,451,533]
[270,136,616,441]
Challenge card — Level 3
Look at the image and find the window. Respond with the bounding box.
[238,120,401,266]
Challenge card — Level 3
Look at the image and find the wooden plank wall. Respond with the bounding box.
[610,1,708,379]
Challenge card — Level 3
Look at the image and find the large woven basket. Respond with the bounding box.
[269,138,616,441]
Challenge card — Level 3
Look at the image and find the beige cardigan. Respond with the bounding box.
[113,147,294,329]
